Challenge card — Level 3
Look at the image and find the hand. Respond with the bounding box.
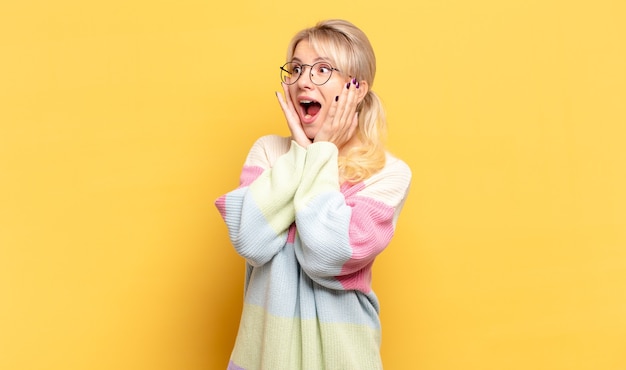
[275,83,312,148]
[313,79,360,149]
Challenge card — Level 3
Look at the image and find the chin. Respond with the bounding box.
[303,129,318,141]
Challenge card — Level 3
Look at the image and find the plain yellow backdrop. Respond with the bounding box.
[1,0,625,369]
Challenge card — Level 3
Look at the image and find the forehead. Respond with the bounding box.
[292,40,330,63]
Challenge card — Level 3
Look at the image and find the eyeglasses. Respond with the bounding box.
[280,61,341,86]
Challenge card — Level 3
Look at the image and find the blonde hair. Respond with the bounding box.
[286,19,387,183]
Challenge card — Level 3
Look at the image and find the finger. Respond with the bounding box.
[277,82,296,115]
[342,82,362,142]
[347,111,359,139]
[281,82,296,111]
[276,84,300,123]
[325,80,351,137]
[276,87,311,147]
[326,94,339,127]
[276,91,298,124]
[339,80,359,125]
[275,90,288,111]
[276,91,299,127]
[337,80,353,117]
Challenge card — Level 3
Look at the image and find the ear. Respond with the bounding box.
[356,80,369,104]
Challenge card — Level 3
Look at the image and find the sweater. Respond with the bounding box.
[215,135,412,370]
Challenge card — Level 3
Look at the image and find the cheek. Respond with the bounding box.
[288,85,298,100]
[326,80,348,98]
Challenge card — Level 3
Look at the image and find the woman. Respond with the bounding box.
[215,19,411,370]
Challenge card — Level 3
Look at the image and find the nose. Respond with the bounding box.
[296,66,314,89]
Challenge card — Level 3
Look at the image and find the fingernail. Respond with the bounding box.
[346,82,351,89]
[356,82,360,89]
[335,96,339,102]
[352,78,357,84]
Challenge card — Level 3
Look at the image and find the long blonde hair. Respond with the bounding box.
[286,19,387,183]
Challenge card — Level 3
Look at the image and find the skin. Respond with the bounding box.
[276,40,369,156]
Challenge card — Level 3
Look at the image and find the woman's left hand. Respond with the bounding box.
[313,79,360,149]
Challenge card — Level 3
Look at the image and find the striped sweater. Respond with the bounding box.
[215,135,411,370]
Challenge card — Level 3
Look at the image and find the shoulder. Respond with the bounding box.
[357,152,412,206]
[253,134,291,147]
[372,152,412,188]
[383,152,412,179]
[244,135,292,167]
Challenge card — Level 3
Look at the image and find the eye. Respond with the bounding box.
[316,63,333,75]
[291,64,303,74]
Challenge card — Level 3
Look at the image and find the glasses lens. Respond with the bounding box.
[311,62,334,85]
[281,62,299,85]
[280,62,335,85]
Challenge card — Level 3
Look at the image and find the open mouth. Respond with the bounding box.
[300,100,321,121]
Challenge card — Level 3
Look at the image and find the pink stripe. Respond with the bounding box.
[337,195,395,292]
[239,165,264,187]
[340,181,365,196]
[287,223,297,243]
[215,195,227,218]
[215,165,264,220]
[337,261,374,292]
[227,360,246,370]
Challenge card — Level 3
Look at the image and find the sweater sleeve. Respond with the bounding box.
[293,142,411,292]
[215,136,307,266]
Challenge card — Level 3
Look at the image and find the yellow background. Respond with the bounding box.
[1,0,625,369]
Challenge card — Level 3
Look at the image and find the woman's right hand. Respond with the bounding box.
[276,83,312,148]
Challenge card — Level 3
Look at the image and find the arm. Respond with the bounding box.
[293,143,412,292]
[215,136,307,266]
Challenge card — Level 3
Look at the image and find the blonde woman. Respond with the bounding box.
[216,19,411,369]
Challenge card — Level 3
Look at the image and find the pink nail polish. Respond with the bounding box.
[356,82,360,89]
[335,96,339,102]
[346,82,350,89]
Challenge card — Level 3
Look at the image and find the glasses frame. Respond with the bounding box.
[280,61,341,86]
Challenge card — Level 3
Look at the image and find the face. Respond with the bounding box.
[287,40,349,140]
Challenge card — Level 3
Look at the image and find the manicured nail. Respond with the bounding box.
[352,78,357,84]
[346,82,351,89]
[356,82,360,89]
[335,95,339,102]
